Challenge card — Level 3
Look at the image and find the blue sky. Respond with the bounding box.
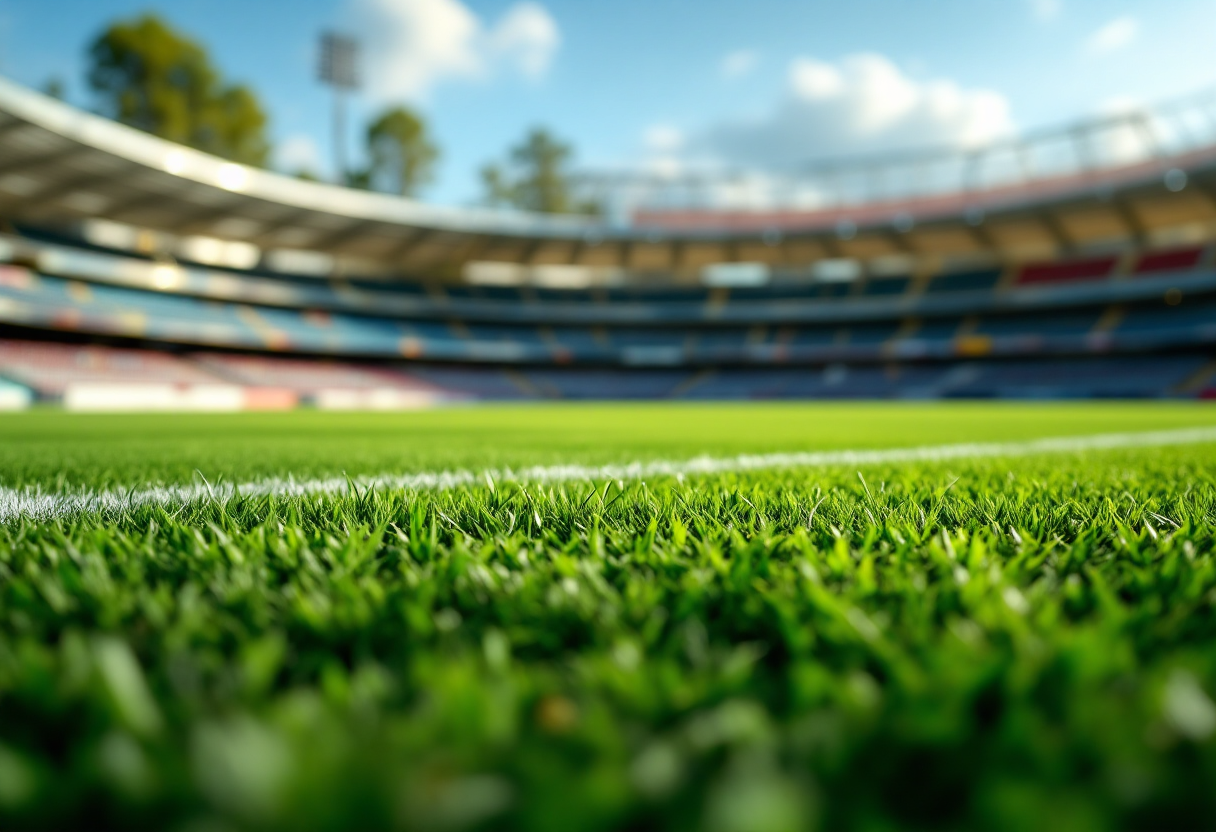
[0,0,1213,204]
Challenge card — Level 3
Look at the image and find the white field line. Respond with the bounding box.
[3,425,1216,525]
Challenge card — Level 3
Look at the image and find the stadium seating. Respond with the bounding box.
[942,355,1211,398]
[191,353,457,409]
[925,269,1002,294]
[860,276,912,296]
[975,310,1100,337]
[2,222,1215,404]
[1017,256,1118,286]
[1135,246,1208,275]
[0,339,224,392]
[0,339,246,410]
[0,339,471,410]
[1117,296,1216,336]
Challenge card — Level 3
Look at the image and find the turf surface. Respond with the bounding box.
[2,401,1215,488]
[2,402,1216,831]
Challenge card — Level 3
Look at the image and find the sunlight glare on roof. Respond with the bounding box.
[216,163,249,192]
[162,150,187,175]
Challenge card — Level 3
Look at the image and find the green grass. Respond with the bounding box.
[3,402,1216,831]
[2,401,1215,488]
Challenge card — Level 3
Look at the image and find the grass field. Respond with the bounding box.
[3,402,1216,831]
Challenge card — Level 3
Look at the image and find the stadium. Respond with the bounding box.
[5,4,1216,832]
[1,77,1215,407]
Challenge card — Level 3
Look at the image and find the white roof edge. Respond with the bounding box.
[0,75,604,240]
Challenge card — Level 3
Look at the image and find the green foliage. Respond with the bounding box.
[40,78,65,100]
[481,128,598,215]
[87,13,270,166]
[348,106,439,197]
[2,405,1216,830]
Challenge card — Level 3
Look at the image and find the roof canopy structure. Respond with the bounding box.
[1,76,1215,280]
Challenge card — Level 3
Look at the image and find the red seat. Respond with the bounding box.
[1018,256,1118,285]
[1134,247,1204,275]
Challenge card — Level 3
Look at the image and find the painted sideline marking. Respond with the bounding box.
[3,425,1216,524]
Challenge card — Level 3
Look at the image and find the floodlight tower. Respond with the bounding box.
[319,32,360,185]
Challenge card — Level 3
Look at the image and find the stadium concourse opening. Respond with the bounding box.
[1,77,1216,408]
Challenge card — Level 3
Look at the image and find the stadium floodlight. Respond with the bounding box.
[318,32,361,185]
[319,32,359,90]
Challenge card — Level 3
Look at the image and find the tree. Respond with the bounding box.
[349,106,439,197]
[42,77,66,100]
[481,128,596,214]
[87,13,270,167]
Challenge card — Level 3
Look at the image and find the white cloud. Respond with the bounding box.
[276,134,322,173]
[700,53,1014,168]
[721,49,758,80]
[354,0,560,100]
[1029,0,1061,22]
[488,2,560,79]
[1086,16,1138,55]
[643,124,684,153]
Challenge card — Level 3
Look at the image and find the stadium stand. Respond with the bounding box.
[0,77,1214,406]
[0,338,474,410]
[1017,256,1119,286]
[190,354,462,409]
[0,339,245,411]
[1135,246,1208,274]
[925,269,1002,294]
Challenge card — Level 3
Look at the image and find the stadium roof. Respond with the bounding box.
[0,76,1215,276]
